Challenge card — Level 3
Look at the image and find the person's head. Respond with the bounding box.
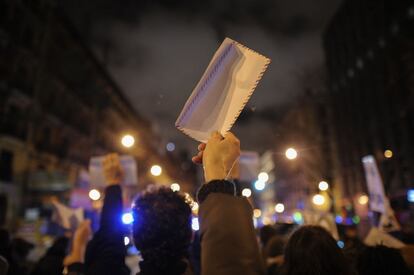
[282,225,350,275]
[132,186,192,275]
[265,235,286,258]
[260,225,277,247]
[356,245,410,275]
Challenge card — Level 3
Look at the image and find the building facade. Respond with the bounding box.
[0,0,195,227]
[323,0,414,203]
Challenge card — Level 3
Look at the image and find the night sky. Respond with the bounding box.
[62,0,342,153]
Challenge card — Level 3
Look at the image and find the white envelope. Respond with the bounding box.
[176,37,271,142]
[89,155,138,187]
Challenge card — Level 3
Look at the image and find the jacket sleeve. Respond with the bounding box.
[199,191,265,275]
[84,185,129,275]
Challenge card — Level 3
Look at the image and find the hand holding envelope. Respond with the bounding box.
[176,37,271,142]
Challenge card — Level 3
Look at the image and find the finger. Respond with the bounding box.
[210,131,223,141]
[198,143,206,151]
[192,156,201,164]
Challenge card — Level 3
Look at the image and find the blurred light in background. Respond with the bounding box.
[170,183,180,192]
[407,189,414,202]
[352,216,360,224]
[358,195,369,205]
[124,236,130,246]
[258,172,269,183]
[312,194,325,206]
[121,134,135,148]
[254,180,265,191]
[242,188,252,197]
[89,189,101,201]
[335,215,343,224]
[318,181,329,191]
[384,149,393,159]
[253,209,262,218]
[337,240,345,249]
[166,142,176,152]
[275,203,285,213]
[191,202,199,212]
[293,212,303,224]
[122,212,134,225]
[150,165,162,176]
[191,217,199,231]
[285,148,298,160]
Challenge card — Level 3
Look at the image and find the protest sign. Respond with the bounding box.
[89,155,138,187]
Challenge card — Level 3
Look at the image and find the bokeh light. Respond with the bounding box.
[124,236,130,246]
[121,134,135,148]
[150,165,162,176]
[242,188,252,197]
[253,209,262,218]
[170,183,180,192]
[358,194,369,205]
[166,142,176,152]
[258,172,269,183]
[122,212,134,225]
[192,217,199,231]
[89,189,101,201]
[275,203,285,213]
[318,181,329,191]
[312,194,325,206]
[285,148,298,160]
[384,149,393,159]
[254,180,266,191]
[293,212,303,224]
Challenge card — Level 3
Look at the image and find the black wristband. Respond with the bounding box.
[197,180,241,203]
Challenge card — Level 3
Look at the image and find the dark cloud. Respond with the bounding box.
[61,0,342,152]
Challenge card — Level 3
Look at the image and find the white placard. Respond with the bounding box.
[176,37,271,142]
[89,155,138,187]
[362,155,386,213]
[52,201,84,230]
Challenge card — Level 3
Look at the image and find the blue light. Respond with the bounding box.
[122,212,134,225]
[254,180,265,191]
[192,217,199,231]
[166,142,176,152]
[408,189,414,203]
[337,240,345,249]
[335,215,343,224]
[345,217,353,225]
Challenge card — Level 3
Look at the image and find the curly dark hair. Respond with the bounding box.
[282,225,351,275]
[132,186,192,275]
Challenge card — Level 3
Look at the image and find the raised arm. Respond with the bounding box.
[194,132,265,275]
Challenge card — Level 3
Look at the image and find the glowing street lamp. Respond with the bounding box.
[258,172,269,183]
[275,203,285,213]
[358,195,369,205]
[384,149,393,159]
[242,188,252,198]
[150,165,162,176]
[121,134,135,148]
[89,189,101,201]
[312,194,325,206]
[318,181,329,191]
[171,183,180,192]
[285,148,298,160]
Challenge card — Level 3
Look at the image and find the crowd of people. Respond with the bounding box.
[0,132,413,275]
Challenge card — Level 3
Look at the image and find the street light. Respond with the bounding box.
[150,165,162,176]
[242,188,252,198]
[171,183,180,192]
[285,148,298,160]
[254,180,266,191]
[275,203,285,213]
[312,194,325,206]
[384,149,393,159]
[121,134,135,148]
[318,181,329,191]
[358,194,369,205]
[89,189,101,201]
[258,172,269,183]
[253,209,262,218]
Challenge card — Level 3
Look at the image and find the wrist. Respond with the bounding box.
[204,167,226,183]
